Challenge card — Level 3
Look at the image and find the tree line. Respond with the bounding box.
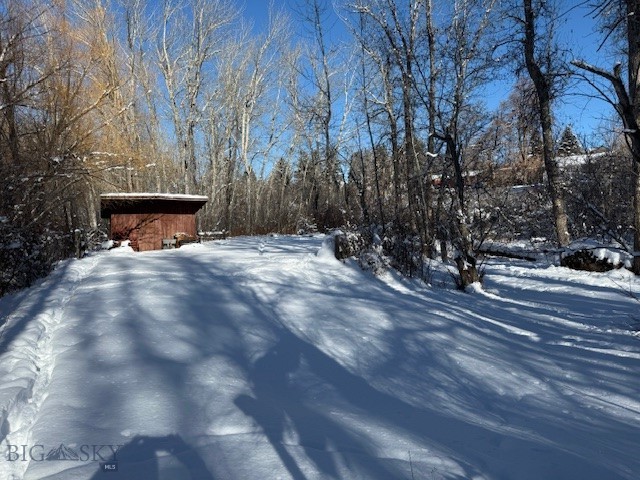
[2,0,640,294]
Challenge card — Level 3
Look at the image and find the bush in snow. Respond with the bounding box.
[329,227,387,274]
[561,250,621,272]
[332,225,436,279]
[333,229,367,260]
[560,240,631,272]
[0,223,74,296]
[564,150,633,245]
[296,216,318,235]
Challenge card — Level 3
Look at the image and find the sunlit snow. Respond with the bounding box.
[0,235,639,479]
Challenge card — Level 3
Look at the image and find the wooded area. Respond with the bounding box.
[1,0,640,295]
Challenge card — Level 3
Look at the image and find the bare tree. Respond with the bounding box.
[348,0,428,238]
[518,0,571,246]
[156,0,235,194]
[198,6,296,235]
[116,0,165,192]
[292,0,355,229]
[237,11,291,234]
[429,0,498,287]
[0,0,134,292]
[343,7,401,224]
[572,0,640,274]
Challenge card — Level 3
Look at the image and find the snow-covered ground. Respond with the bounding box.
[1,235,639,480]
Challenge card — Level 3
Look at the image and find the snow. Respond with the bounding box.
[2,241,22,250]
[1,235,639,479]
[563,238,633,268]
[105,240,134,254]
[315,231,342,262]
[557,151,607,168]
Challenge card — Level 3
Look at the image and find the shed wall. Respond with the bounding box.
[110,213,196,251]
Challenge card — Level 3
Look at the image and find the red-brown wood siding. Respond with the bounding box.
[110,213,197,251]
[101,196,207,251]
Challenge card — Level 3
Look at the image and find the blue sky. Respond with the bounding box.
[244,0,616,144]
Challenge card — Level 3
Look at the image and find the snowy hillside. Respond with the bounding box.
[1,235,639,480]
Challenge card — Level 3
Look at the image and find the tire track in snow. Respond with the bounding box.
[1,255,100,480]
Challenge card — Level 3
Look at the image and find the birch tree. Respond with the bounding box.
[157,0,235,194]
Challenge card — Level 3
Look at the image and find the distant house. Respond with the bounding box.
[556,151,607,171]
[100,193,208,251]
[430,170,481,188]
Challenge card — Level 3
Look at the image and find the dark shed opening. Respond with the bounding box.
[100,193,208,251]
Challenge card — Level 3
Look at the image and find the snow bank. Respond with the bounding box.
[563,238,633,268]
[108,240,134,254]
[464,281,484,294]
[315,233,341,263]
[0,256,99,479]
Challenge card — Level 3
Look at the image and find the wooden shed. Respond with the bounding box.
[100,193,208,251]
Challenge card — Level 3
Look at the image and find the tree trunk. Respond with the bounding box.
[445,134,479,288]
[541,107,570,246]
[571,0,640,273]
[522,0,570,247]
[403,70,419,232]
[388,103,402,221]
[627,0,640,274]
[360,35,385,230]
[633,159,640,273]
[2,84,20,165]
[425,0,437,256]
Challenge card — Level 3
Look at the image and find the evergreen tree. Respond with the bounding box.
[557,125,583,156]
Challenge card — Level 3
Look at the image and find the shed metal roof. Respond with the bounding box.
[100,193,208,202]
